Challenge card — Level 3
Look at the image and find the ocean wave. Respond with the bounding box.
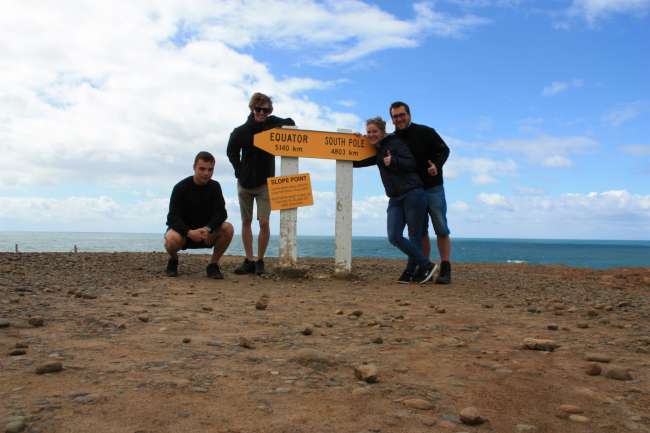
[506,259,527,264]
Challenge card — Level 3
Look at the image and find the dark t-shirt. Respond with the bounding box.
[166,176,227,237]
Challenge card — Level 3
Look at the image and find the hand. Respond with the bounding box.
[427,160,438,176]
[187,229,205,242]
[384,149,392,167]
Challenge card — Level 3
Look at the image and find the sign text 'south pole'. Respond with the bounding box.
[335,129,353,274]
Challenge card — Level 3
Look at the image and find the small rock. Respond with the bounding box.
[459,407,485,425]
[335,309,344,315]
[559,404,583,414]
[587,310,598,317]
[301,326,313,336]
[569,415,590,423]
[354,364,379,383]
[5,417,27,433]
[35,362,63,374]
[547,324,559,331]
[351,310,363,317]
[435,307,446,314]
[372,337,383,344]
[255,295,269,310]
[576,322,589,329]
[523,338,560,352]
[0,319,10,328]
[9,349,27,356]
[138,315,150,323]
[28,317,44,327]
[238,336,255,349]
[585,364,602,376]
[584,352,612,363]
[402,398,434,410]
[604,367,632,381]
[182,337,191,344]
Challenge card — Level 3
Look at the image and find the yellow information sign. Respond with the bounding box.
[267,173,314,211]
[254,128,376,161]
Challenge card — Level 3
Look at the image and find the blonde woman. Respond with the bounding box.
[355,117,436,284]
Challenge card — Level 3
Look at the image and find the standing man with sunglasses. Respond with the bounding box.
[227,92,295,275]
[389,101,452,284]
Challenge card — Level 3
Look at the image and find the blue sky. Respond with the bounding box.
[1,0,649,239]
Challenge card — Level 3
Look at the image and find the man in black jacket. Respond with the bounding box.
[227,92,295,275]
[165,151,234,279]
[390,101,452,284]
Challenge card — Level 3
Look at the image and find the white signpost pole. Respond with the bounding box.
[279,126,298,267]
[335,129,353,274]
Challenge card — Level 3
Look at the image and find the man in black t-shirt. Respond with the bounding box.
[165,151,234,279]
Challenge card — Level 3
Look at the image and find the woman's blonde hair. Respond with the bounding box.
[366,116,386,133]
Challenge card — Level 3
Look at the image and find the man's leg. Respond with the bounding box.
[257,217,270,260]
[254,184,272,275]
[164,229,186,276]
[437,235,451,262]
[235,183,256,274]
[422,234,431,259]
[208,222,235,264]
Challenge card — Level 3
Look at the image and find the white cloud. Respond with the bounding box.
[621,144,650,156]
[457,189,650,239]
[477,192,512,209]
[568,0,650,22]
[603,101,648,126]
[541,79,583,96]
[490,134,597,168]
[445,157,517,184]
[450,201,470,212]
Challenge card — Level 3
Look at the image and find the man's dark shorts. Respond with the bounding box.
[165,228,213,250]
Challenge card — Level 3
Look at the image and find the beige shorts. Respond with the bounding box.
[238,182,271,221]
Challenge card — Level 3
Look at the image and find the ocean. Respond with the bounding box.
[1,231,648,269]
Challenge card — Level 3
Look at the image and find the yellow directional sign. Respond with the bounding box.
[267,173,314,211]
[254,128,376,161]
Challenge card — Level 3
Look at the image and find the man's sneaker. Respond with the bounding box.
[234,258,256,275]
[397,270,413,284]
[414,262,436,284]
[435,261,451,284]
[166,258,178,277]
[255,259,265,275]
[206,263,224,279]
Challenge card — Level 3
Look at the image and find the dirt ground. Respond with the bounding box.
[1,252,649,433]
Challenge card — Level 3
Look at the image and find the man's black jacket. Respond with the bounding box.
[394,122,450,189]
[166,176,227,237]
[227,114,295,188]
[354,134,423,198]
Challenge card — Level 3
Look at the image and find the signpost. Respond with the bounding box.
[255,127,376,273]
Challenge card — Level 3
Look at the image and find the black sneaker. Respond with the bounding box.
[435,261,451,284]
[234,258,256,275]
[255,259,265,275]
[206,263,224,279]
[414,262,436,284]
[166,258,178,277]
[397,270,413,284]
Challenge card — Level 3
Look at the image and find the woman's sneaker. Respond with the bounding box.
[414,262,437,284]
[397,270,413,284]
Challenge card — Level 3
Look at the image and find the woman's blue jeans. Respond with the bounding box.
[386,188,429,273]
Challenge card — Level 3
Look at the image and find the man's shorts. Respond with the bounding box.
[165,228,213,250]
[238,182,271,221]
[424,185,451,236]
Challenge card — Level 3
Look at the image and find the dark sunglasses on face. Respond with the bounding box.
[391,112,408,119]
[254,106,271,114]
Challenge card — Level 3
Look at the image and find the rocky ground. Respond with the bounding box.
[1,252,649,433]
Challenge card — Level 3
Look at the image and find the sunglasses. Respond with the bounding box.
[391,112,408,119]
[254,106,271,114]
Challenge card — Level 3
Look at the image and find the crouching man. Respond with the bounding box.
[164,151,234,279]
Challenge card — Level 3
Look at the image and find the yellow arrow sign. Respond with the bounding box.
[254,128,376,161]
